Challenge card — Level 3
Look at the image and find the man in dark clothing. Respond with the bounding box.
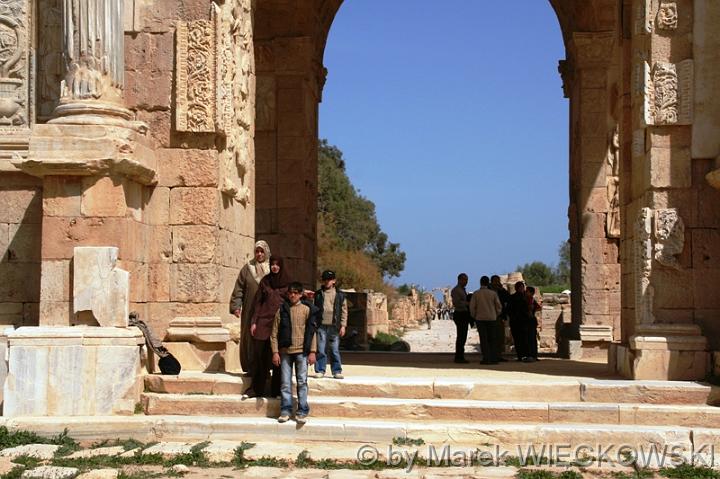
[506,281,529,361]
[490,275,510,362]
[450,273,470,363]
[525,286,541,362]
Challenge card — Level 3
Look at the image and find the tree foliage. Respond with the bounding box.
[516,240,571,290]
[318,140,406,287]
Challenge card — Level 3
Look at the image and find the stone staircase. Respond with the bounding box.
[136,372,720,453]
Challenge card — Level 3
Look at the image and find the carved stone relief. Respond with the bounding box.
[643,60,693,126]
[635,207,655,325]
[0,0,30,127]
[175,19,216,132]
[605,125,620,239]
[656,1,678,30]
[654,208,685,269]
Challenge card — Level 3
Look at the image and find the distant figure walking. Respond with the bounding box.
[424,304,434,330]
[469,276,502,365]
[450,273,471,364]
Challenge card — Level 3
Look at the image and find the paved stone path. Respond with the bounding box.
[401,317,481,354]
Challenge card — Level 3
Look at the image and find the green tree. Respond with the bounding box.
[318,140,406,280]
[517,261,557,287]
[555,240,570,284]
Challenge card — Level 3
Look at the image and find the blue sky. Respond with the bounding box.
[318,1,568,290]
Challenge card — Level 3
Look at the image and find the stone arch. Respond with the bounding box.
[254,0,623,345]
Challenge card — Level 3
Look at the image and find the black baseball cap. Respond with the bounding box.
[321,270,336,280]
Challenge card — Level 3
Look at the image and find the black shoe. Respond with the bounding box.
[454,358,469,364]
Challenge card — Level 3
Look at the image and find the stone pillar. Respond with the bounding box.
[616,0,709,380]
[51,0,131,124]
[564,32,622,351]
[255,36,320,287]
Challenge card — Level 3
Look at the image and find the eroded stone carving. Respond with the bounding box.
[55,0,127,119]
[73,246,129,327]
[657,1,678,30]
[654,208,684,269]
[175,19,216,132]
[606,125,620,239]
[644,61,693,126]
[635,208,654,325]
[0,0,30,127]
[636,0,653,34]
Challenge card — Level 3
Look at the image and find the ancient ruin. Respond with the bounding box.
[0,0,719,456]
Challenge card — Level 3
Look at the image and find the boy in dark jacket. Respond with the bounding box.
[314,270,348,379]
[271,282,319,423]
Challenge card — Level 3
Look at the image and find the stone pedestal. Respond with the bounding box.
[3,327,144,416]
[629,324,708,381]
[580,324,613,359]
[163,317,230,372]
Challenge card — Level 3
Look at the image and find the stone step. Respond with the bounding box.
[144,373,720,405]
[140,392,720,428]
[4,415,718,461]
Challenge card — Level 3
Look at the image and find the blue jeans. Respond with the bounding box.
[280,352,309,416]
[315,324,342,375]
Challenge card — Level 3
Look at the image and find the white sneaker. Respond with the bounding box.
[333,373,344,379]
[295,414,307,424]
[315,371,325,378]
[278,414,290,423]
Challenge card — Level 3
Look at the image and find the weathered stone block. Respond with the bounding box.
[581,238,619,264]
[581,264,621,290]
[4,327,143,416]
[693,269,720,309]
[169,188,220,225]
[73,247,129,327]
[632,348,709,381]
[125,70,172,109]
[647,147,692,188]
[81,176,127,217]
[158,149,218,188]
[43,177,82,217]
[652,267,694,309]
[148,263,170,302]
[144,186,170,225]
[7,223,41,262]
[172,225,218,263]
[581,212,607,238]
[170,264,221,302]
[39,260,70,303]
[148,225,172,263]
[0,263,40,303]
[126,31,175,72]
[0,188,41,224]
[39,301,72,326]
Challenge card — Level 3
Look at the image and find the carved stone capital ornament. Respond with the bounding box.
[0,0,31,129]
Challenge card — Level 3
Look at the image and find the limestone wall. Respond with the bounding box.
[0,174,42,326]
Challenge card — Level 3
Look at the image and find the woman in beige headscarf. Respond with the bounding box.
[230,240,271,373]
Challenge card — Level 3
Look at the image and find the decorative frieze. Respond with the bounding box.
[643,60,693,126]
[175,19,216,132]
[0,0,31,127]
[654,208,685,269]
[637,0,679,33]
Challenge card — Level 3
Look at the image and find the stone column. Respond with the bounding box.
[616,0,709,380]
[564,32,622,353]
[51,0,131,124]
[255,36,320,287]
